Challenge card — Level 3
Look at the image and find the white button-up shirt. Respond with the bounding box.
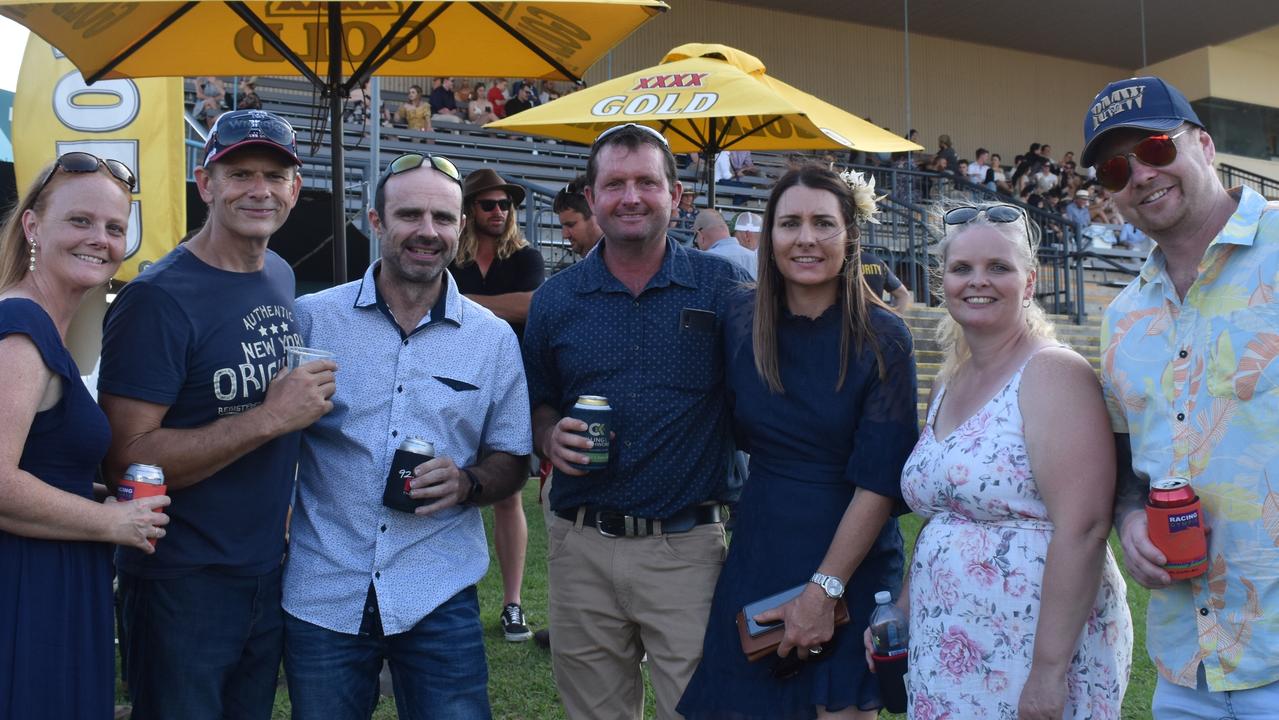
[283,262,532,634]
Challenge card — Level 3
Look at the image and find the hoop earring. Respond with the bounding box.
[27,237,36,273]
[1022,298,1031,308]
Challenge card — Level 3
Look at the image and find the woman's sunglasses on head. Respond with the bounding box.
[1094,127,1190,192]
[33,152,136,203]
[942,204,1024,226]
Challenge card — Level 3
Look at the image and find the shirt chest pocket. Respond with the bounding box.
[1206,308,1279,401]
[665,319,720,391]
[409,371,489,447]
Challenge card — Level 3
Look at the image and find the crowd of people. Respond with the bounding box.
[5,73,1276,720]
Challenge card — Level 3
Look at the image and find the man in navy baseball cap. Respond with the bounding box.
[1089,75,1279,719]
[203,108,301,167]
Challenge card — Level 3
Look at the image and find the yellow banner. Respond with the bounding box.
[13,36,184,281]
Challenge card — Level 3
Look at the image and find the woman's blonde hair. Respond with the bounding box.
[933,203,1057,383]
[753,163,892,394]
[0,161,60,292]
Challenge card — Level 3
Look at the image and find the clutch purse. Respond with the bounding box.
[736,583,849,662]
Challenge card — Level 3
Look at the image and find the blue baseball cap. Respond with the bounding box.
[1080,76,1203,168]
[203,109,301,168]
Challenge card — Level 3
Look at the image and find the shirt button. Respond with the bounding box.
[380,524,387,532]
[1176,413,1185,422]
[392,430,399,438]
[375,571,381,579]
[402,339,409,346]
[397,385,403,393]
[633,301,639,308]
[1199,607,1209,616]
[366,606,376,614]
[625,440,633,447]
[1178,350,1188,358]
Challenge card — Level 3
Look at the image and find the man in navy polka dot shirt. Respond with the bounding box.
[523,124,750,719]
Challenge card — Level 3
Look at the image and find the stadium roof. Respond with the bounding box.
[733,0,1279,68]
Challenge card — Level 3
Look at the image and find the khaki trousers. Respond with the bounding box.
[547,511,726,720]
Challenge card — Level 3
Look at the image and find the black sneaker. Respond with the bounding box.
[501,603,533,642]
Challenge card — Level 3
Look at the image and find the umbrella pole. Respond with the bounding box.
[706,118,717,207]
[328,3,348,284]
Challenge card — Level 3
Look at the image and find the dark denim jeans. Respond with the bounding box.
[284,586,491,720]
[118,565,284,720]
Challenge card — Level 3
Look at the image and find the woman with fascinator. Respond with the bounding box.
[679,164,918,719]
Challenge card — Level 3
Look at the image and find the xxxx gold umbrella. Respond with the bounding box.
[0,0,668,281]
[487,42,923,202]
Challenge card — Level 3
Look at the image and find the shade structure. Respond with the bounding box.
[487,42,923,201]
[0,0,668,281]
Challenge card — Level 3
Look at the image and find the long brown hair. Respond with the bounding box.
[455,199,528,266]
[0,161,59,292]
[753,163,891,393]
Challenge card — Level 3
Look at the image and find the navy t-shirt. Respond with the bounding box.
[860,251,902,300]
[449,244,544,341]
[100,245,301,578]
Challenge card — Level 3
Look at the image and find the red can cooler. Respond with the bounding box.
[1146,476,1208,580]
[117,463,166,546]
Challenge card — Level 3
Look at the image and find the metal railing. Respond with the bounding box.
[1218,163,1279,199]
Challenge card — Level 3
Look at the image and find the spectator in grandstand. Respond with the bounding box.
[861,249,912,310]
[448,168,544,645]
[1010,143,1042,190]
[468,82,499,125]
[987,153,1013,195]
[524,123,746,720]
[393,84,431,132]
[554,175,602,257]
[692,209,757,279]
[236,77,261,110]
[730,150,762,177]
[680,164,915,719]
[1039,144,1055,167]
[488,79,508,119]
[956,159,970,182]
[193,76,226,130]
[715,152,751,206]
[735,211,762,250]
[504,85,534,117]
[935,134,958,175]
[101,110,330,719]
[1032,161,1059,194]
[344,81,369,125]
[890,200,1131,720]
[1083,75,1279,716]
[284,150,530,719]
[672,191,700,229]
[1065,188,1093,233]
[0,151,168,720]
[968,148,991,185]
[430,77,463,124]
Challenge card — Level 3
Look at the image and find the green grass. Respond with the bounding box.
[141,484,1152,719]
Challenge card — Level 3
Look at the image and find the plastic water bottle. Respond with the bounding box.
[868,590,909,713]
[868,590,908,657]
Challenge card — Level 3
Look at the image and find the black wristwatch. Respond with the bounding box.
[460,468,482,505]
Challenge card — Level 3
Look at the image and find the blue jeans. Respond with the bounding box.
[1154,664,1279,719]
[118,565,284,720]
[284,586,491,720]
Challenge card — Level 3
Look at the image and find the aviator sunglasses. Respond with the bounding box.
[591,122,670,149]
[942,204,1024,226]
[376,153,463,198]
[1094,127,1191,192]
[476,198,512,212]
[33,151,136,203]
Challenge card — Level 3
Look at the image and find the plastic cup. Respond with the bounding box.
[285,346,335,369]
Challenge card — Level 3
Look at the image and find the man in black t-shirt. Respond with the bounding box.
[99,109,336,719]
[448,168,545,644]
[860,250,912,310]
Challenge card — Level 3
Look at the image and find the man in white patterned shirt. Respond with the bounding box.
[281,152,532,719]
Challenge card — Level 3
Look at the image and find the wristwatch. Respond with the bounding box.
[810,572,845,599]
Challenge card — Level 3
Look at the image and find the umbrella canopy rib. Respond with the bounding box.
[717,115,783,151]
[472,2,582,83]
[227,1,323,88]
[662,120,705,150]
[346,2,448,95]
[86,2,197,85]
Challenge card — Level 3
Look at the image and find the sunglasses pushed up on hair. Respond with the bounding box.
[1094,127,1190,192]
[942,204,1024,226]
[377,152,463,196]
[33,151,136,203]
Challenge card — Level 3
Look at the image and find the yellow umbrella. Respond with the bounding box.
[488,42,922,200]
[0,0,668,281]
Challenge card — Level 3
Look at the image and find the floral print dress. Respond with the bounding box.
[900,357,1132,720]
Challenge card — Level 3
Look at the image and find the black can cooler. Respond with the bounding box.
[872,652,908,714]
[382,438,436,513]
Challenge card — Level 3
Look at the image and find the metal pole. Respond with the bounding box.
[368,77,383,266]
[903,0,911,141]
[1139,0,1148,68]
[328,4,347,284]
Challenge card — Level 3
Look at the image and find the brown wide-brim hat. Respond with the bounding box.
[463,167,525,207]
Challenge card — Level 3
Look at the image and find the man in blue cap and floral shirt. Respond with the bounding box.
[1088,76,1279,717]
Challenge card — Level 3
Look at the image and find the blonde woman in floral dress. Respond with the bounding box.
[896,204,1132,719]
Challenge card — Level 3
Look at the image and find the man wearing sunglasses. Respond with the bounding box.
[1084,76,1279,717]
[99,109,336,718]
[523,123,749,719]
[283,151,531,718]
[448,168,545,645]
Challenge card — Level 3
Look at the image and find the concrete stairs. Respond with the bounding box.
[901,306,1103,423]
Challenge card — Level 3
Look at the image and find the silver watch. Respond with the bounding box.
[809,572,845,599]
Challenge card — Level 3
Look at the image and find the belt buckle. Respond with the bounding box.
[595,511,650,538]
[595,511,625,538]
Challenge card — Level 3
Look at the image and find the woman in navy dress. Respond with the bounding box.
[0,154,169,718]
[679,164,918,719]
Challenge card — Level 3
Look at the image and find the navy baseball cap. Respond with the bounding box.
[1080,76,1203,168]
[203,109,301,168]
